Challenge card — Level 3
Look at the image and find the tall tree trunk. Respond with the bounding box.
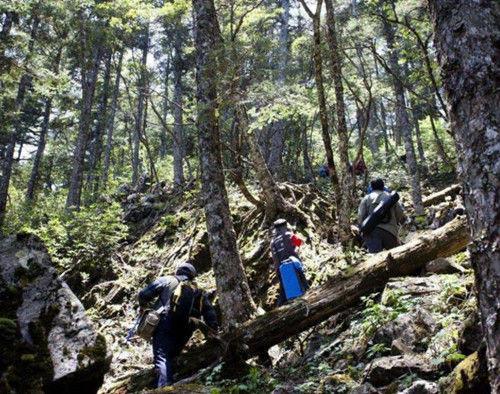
[367,103,379,157]
[382,16,424,215]
[192,0,256,328]
[324,0,353,242]
[380,102,390,159]
[299,0,342,213]
[26,45,63,202]
[101,49,124,189]
[172,40,185,187]
[87,49,112,198]
[267,0,290,177]
[66,25,101,209]
[26,99,51,201]
[243,109,295,221]
[159,56,170,159]
[428,2,499,390]
[0,17,38,227]
[302,120,314,182]
[409,97,428,175]
[429,114,451,166]
[132,25,149,186]
[0,11,15,74]
[0,74,31,227]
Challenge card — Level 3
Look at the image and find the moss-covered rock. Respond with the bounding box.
[439,347,490,393]
[0,234,111,393]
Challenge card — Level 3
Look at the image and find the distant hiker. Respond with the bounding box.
[349,158,367,176]
[137,262,218,388]
[270,219,309,304]
[358,178,406,253]
[319,164,330,178]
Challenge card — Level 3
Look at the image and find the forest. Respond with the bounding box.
[0,0,498,393]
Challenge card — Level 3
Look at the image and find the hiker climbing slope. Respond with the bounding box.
[137,262,218,388]
[270,219,309,304]
[358,178,406,253]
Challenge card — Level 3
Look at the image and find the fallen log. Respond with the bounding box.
[103,217,469,393]
[423,184,461,207]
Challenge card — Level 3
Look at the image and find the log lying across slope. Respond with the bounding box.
[105,217,469,393]
[422,184,461,207]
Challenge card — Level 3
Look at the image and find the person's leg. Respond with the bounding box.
[152,318,174,388]
[363,232,383,253]
[276,269,287,306]
[379,229,399,251]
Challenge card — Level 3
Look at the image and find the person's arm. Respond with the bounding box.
[138,277,170,308]
[358,198,368,225]
[200,294,219,331]
[270,241,280,270]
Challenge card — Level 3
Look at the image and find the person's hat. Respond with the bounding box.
[273,218,288,228]
[175,261,197,279]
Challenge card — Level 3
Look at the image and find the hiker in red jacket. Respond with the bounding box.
[270,219,308,304]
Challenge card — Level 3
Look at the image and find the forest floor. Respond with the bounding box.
[82,175,484,394]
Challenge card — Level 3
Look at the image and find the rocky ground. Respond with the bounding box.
[1,177,488,393]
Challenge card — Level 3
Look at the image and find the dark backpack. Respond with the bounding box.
[361,191,400,235]
[271,231,296,264]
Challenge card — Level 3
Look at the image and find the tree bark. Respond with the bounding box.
[0,17,39,226]
[159,56,170,159]
[106,217,469,392]
[66,24,101,209]
[26,100,52,201]
[192,0,256,328]
[299,0,342,215]
[87,48,112,197]
[101,49,124,189]
[26,45,63,202]
[324,0,353,242]
[302,120,314,183]
[428,2,499,390]
[172,38,185,187]
[409,97,429,176]
[244,110,295,221]
[132,26,149,186]
[429,114,451,166]
[382,15,424,215]
[267,0,290,177]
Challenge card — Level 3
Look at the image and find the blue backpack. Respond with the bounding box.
[279,257,307,301]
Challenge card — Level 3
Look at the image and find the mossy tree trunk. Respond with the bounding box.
[324,0,354,242]
[428,1,499,390]
[381,12,424,215]
[299,0,342,219]
[192,0,256,328]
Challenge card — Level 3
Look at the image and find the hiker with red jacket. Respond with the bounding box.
[270,219,309,304]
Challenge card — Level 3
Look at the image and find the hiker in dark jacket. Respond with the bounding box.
[270,219,308,304]
[138,262,218,388]
[358,178,406,253]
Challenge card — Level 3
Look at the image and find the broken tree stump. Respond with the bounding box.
[103,216,469,393]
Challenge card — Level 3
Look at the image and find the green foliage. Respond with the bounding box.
[207,365,276,393]
[358,291,414,338]
[31,202,127,278]
[366,343,391,360]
